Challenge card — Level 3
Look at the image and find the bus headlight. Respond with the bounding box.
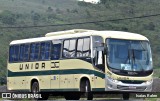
[108,76,120,83]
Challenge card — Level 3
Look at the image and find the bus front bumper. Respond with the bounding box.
[105,76,153,92]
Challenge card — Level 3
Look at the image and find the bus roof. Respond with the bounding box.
[45,29,95,37]
[93,31,149,41]
[10,30,149,45]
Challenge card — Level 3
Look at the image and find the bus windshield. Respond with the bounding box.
[106,39,153,71]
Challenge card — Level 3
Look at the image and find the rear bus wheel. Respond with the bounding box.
[31,81,49,100]
[31,82,39,100]
[31,82,39,94]
[80,79,93,100]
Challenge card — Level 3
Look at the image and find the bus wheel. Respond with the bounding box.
[31,82,49,100]
[31,82,39,100]
[31,82,39,94]
[123,93,129,100]
[80,79,93,100]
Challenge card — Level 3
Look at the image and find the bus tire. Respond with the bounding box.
[31,81,39,100]
[80,79,93,100]
[123,93,129,100]
[31,82,39,94]
[31,81,49,100]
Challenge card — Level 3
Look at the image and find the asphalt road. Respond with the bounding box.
[152,78,160,92]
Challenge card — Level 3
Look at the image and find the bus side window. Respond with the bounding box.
[51,44,61,60]
[63,39,76,58]
[35,43,40,60]
[63,40,70,58]
[19,44,25,61]
[40,42,51,60]
[45,42,51,60]
[30,43,35,61]
[9,46,14,62]
[83,38,90,57]
[24,44,30,61]
[69,39,76,57]
[14,45,20,62]
[77,39,83,57]
[40,42,45,60]
[76,37,90,57]
[30,43,40,61]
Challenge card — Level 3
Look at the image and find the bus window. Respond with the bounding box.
[30,43,40,61]
[83,38,90,57]
[35,43,40,60]
[77,39,83,57]
[63,40,70,58]
[45,42,50,60]
[14,45,20,62]
[40,42,51,60]
[24,44,30,61]
[69,39,76,57]
[19,44,25,61]
[9,45,20,62]
[51,44,61,60]
[9,46,14,62]
[77,37,90,57]
[63,39,76,58]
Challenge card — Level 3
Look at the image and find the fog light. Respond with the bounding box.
[145,79,153,84]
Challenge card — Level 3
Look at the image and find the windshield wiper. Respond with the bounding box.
[125,49,131,64]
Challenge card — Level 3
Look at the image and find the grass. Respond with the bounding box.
[153,68,160,78]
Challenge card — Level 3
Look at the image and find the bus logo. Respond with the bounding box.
[51,62,59,68]
[2,93,11,98]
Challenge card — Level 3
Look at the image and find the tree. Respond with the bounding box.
[56,8,63,14]
[31,12,40,25]
[47,7,53,12]
[0,10,16,25]
[71,9,78,13]
[100,0,106,4]
[86,9,91,17]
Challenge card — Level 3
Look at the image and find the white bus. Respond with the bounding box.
[7,29,153,100]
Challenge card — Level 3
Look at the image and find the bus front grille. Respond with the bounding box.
[119,80,145,84]
[117,85,146,91]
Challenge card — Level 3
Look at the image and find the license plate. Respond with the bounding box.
[129,86,136,90]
